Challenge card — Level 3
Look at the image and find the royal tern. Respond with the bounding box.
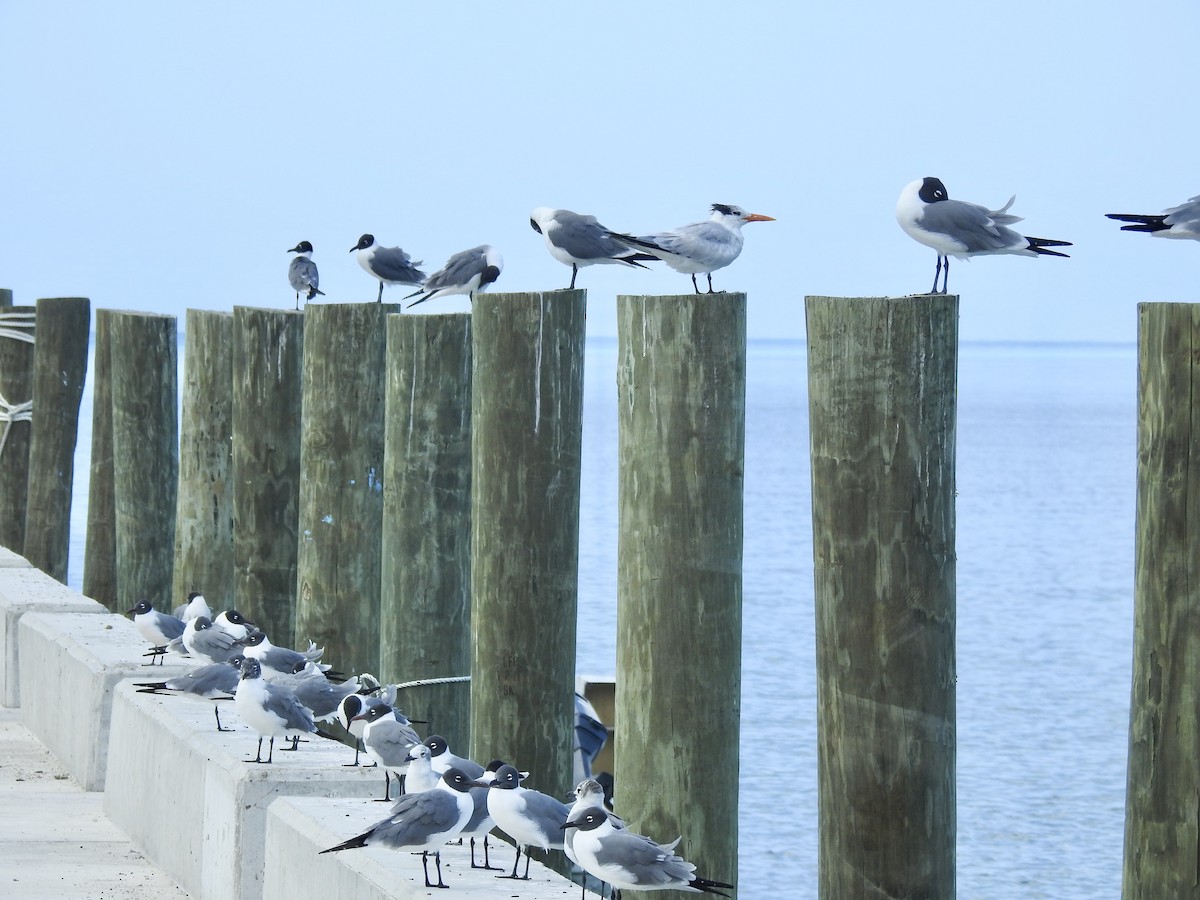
[896,176,1071,294]
[530,207,658,289]
[351,233,426,302]
[287,241,324,308]
[1107,193,1200,240]
[405,244,502,308]
[607,203,775,294]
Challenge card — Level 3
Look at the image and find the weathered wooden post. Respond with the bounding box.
[806,293,957,899]
[470,290,584,794]
[173,310,233,608]
[295,303,393,676]
[23,298,90,582]
[110,311,178,613]
[381,313,472,746]
[0,305,35,552]
[231,307,304,643]
[0,289,12,307]
[84,309,118,607]
[1124,302,1200,899]
[615,293,745,888]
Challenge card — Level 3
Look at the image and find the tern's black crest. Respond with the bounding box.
[530,218,543,234]
[919,177,949,203]
[711,203,737,216]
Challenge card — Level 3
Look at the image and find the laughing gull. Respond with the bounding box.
[288,666,361,725]
[896,176,1072,294]
[405,244,503,308]
[135,659,242,732]
[530,207,658,289]
[321,768,485,888]
[180,615,243,664]
[1107,193,1200,240]
[235,631,329,679]
[607,204,775,294]
[425,734,485,779]
[127,601,186,665]
[403,742,441,794]
[172,591,213,623]
[233,658,317,763]
[287,240,325,309]
[337,692,390,766]
[563,807,734,898]
[485,763,570,880]
[358,703,422,801]
[213,609,257,640]
[565,779,627,899]
[351,233,427,302]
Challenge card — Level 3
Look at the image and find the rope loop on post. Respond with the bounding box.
[0,309,36,457]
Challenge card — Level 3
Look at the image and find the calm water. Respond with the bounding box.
[67,337,1136,898]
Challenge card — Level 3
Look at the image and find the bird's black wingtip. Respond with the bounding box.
[1106,213,1169,233]
[320,832,371,854]
[691,877,736,896]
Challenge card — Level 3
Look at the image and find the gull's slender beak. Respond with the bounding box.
[744,213,776,223]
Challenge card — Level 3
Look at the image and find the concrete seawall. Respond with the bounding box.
[0,552,578,899]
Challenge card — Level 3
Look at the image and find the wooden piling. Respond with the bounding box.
[0,289,12,306]
[109,311,178,613]
[23,298,91,582]
[614,293,746,887]
[380,313,472,747]
[469,290,584,794]
[805,294,957,900]
[1124,302,1200,899]
[0,305,36,552]
[231,307,304,644]
[295,303,393,676]
[173,310,233,609]
[83,309,117,608]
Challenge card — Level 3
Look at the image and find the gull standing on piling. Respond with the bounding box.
[127,601,186,665]
[564,807,735,898]
[405,244,503,308]
[896,177,1072,294]
[1107,193,1200,240]
[234,658,317,763]
[606,203,775,294]
[351,233,427,302]
[485,763,570,880]
[530,207,658,289]
[321,768,486,889]
[287,241,325,309]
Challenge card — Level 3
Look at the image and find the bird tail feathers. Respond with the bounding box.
[1027,237,1072,257]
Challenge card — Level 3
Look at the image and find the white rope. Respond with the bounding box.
[392,674,471,691]
[0,310,36,345]
[0,310,35,457]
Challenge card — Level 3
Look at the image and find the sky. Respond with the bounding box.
[1,2,1197,343]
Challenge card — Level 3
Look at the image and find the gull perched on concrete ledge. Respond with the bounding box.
[234,658,317,763]
[606,203,775,294]
[896,176,1071,294]
[320,768,485,889]
[351,233,426,302]
[127,601,185,665]
[564,806,735,899]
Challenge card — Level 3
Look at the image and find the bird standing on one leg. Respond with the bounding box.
[287,241,324,309]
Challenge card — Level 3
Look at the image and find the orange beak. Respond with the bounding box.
[744,213,776,223]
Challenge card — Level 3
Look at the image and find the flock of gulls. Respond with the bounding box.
[286,185,1200,309]
[128,593,733,897]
